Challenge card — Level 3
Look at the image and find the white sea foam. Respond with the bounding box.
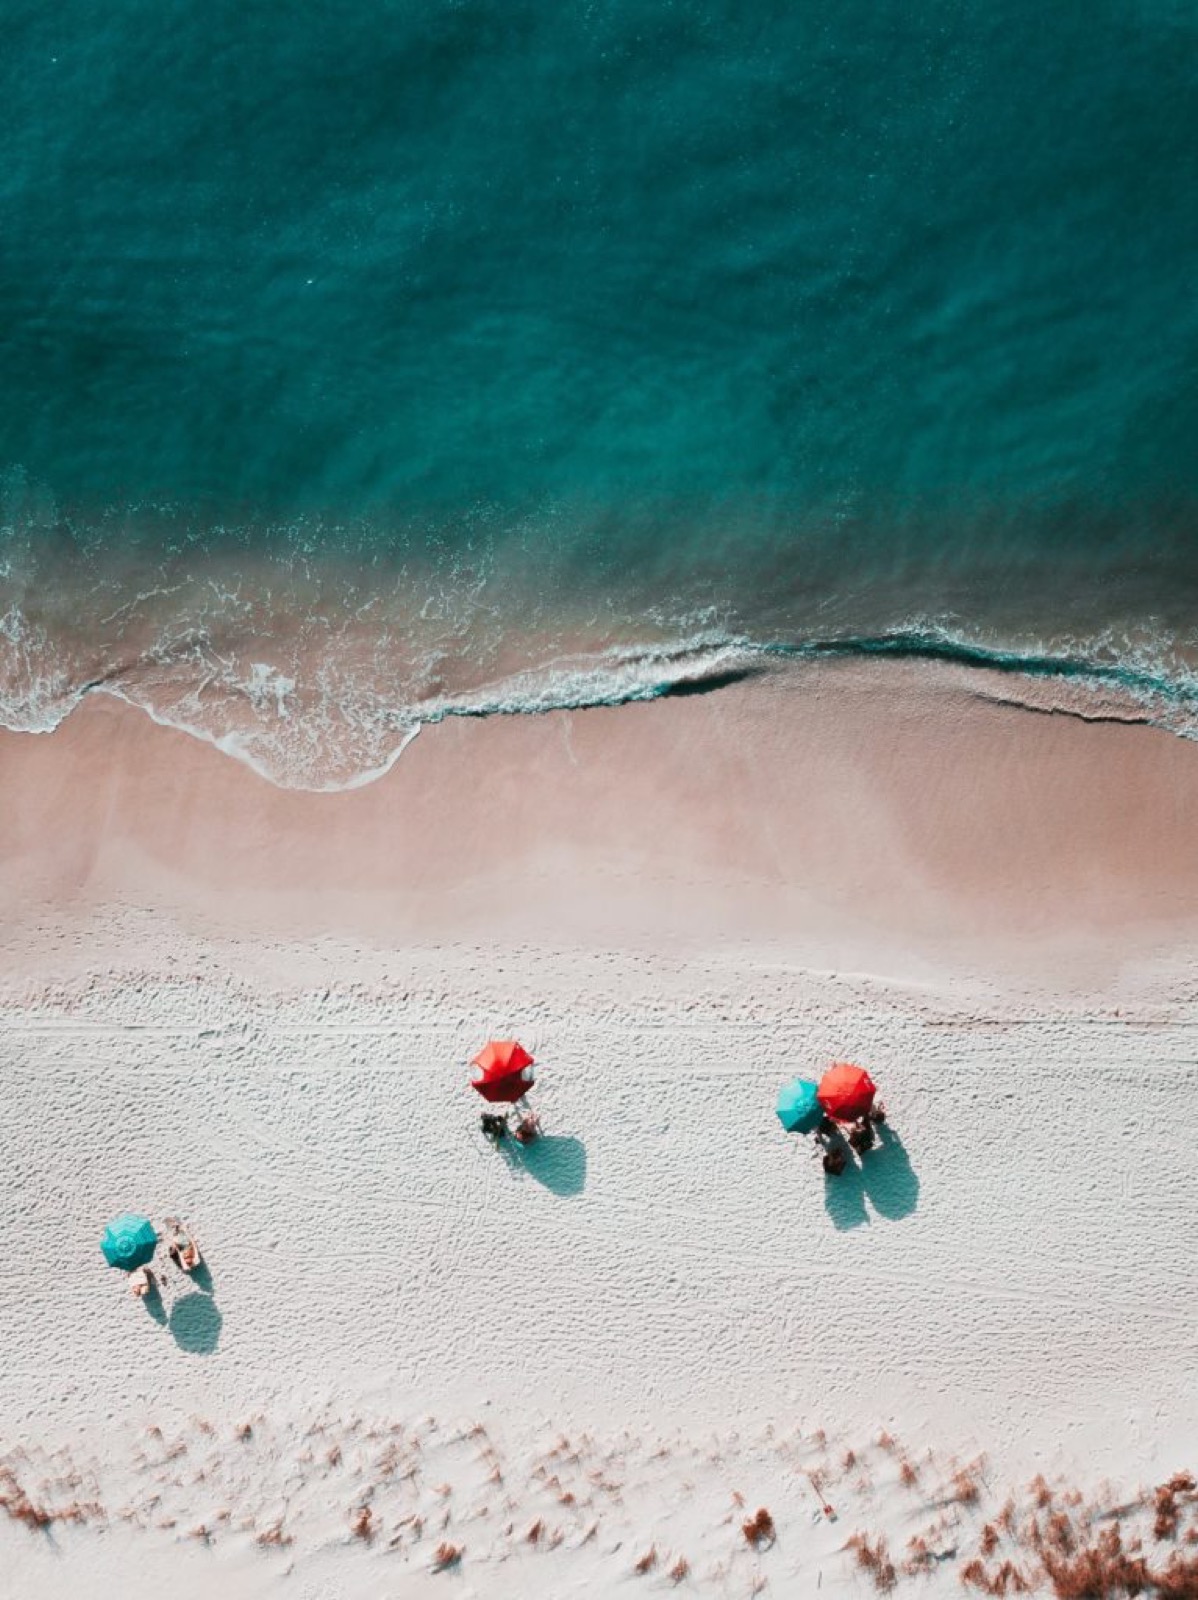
[3,576,1198,791]
[0,603,81,735]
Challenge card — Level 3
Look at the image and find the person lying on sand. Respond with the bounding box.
[129,1266,156,1298]
[822,1146,848,1177]
[512,1112,540,1145]
[164,1219,201,1272]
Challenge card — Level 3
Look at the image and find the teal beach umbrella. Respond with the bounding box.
[776,1078,823,1135]
[100,1214,158,1271]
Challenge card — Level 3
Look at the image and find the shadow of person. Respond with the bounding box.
[860,1124,920,1220]
[142,1282,167,1327]
[824,1157,869,1231]
[187,1260,215,1295]
[168,1292,223,1354]
[513,1134,587,1197]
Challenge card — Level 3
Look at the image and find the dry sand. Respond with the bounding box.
[1,661,1196,1596]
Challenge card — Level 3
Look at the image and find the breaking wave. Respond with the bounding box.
[3,593,1198,791]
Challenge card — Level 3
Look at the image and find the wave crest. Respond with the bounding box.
[4,598,1198,790]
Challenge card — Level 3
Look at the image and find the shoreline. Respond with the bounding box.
[6,591,1198,790]
[5,658,1198,987]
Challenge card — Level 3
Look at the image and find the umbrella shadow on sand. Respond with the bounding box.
[503,1135,588,1197]
[168,1291,223,1354]
[825,1126,920,1231]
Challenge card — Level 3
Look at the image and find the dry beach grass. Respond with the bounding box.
[3,1413,1195,1594]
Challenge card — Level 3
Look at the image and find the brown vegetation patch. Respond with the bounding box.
[1154,1552,1198,1598]
[0,1470,51,1531]
[905,1535,933,1574]
[1044,1512,1076,1555]
[0,1467,96,1532]
[1156,1475,1198,1542]
[849,1531,897,1593]
[1029,1475,1054,1510]
[742,1507,776,1549]
[348,1504,375,1542]
[1038,1523,1149,1597]
[960,1556,1030,1593]
[961,1493,1198,1600]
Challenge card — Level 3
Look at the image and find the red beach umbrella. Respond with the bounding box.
[470,1040,536,1104]
[817,1062,877,1122]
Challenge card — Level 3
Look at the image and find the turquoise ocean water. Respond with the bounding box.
[2,1,1196,785]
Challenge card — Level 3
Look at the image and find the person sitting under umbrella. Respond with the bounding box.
[129,1265,157,1298]
[848,1117,875,1155]
[480,1108,540,1145]
[512,1111,540,1145]
[471,1040,540,1144]
[816,1062,884,1171]
[814,1119,852,1175]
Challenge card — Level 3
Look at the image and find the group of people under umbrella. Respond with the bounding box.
[471,1039,542,1144]
[100,1214,202,1297]
[470,1040,886,1185]
[776,1062,886,1175]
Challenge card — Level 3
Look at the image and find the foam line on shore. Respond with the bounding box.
[3,618,1198,791]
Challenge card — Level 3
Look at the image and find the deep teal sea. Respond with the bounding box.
[2,1,1196,784]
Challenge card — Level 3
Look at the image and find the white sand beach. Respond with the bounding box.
[2,662,1197,1596]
